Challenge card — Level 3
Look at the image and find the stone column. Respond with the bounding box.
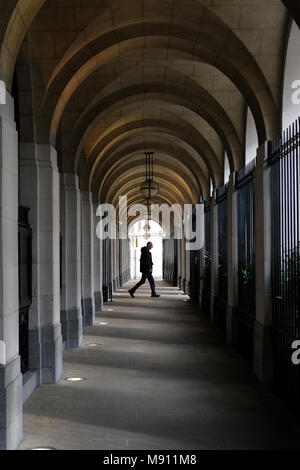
[19,143,63,386]
[0,91,22,450]
[185,236,190,295]
[123,239,130,283]
[198,203,205,306]
[177,238,182,288]
[36,145,63,384]
[102,239,108,302]
[60,174,82,348]
[181,237,186,292]
[253,143,273,383]
[226,174,239,345]
[81,192,95,325]
[112,239,117,292]
[118,239,122,288]
[176,238,181,287]
[19,142,40,375]
[93,202,103,312]
[108,239,113,297]
[210,191,217,322]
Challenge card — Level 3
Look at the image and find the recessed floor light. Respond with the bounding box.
[85,343,103,347]
[65,377,86,383]
[100,322,108,325]
[28,447,56,451]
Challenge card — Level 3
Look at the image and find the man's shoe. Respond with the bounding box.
[151,293,160,298]
[128,290,135,298]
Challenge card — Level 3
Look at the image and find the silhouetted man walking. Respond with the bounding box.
[129,242,160,298]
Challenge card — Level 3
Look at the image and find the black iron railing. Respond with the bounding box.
[214,184,228,333]
[269,117,300,408]
[202,198,211,314]
[235,160,256,363]
[189,208,200,303]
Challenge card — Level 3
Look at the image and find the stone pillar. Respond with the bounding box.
[60,174,82,348]
[36,145,63,384]
[181,237,186,292]
[253,143,273,383]
[19,142,40,375]
[115,240,119,289]
[81,192,95,325]
[112,239,117,292]
[124,239,130,283]
[185,235,190,295]
[20,143,63,385]
[226,174,239,345]
[176,238,181,287]
[20,142,63,385]
[118,240,122,287]
[108,239,113,296]
[102,239,108,302]
[93,202,103,312]
[210,191,217,322]
[198,203,205,306]
[0,91,22,450]
[177,238,182,288]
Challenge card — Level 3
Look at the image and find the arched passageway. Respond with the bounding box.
[0,0,299,450]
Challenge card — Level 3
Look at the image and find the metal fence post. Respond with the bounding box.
[253,142,274,383]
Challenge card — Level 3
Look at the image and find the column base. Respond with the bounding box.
[185,281,190,296]
[61,309,83,349]
[94,292,103,313]
[28,329,42,385]
[41,323,63,384]
[82,298,95,326]
[253,321,274,384]
[0,356,22,450]
[102,285,109,303]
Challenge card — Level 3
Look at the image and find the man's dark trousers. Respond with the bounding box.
[132,270,156,295]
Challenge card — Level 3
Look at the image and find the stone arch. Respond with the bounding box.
[78,119,222,191]
[96,149,203,203]
[102,164,196,206]
[64,81,242,173]
[0,0,46,90]
[282,19,300,129]
[34,16,278,146]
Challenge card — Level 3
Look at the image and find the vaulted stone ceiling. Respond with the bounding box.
[1,0,294,205]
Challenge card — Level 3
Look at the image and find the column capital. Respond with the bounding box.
[81,190,93,203]
[60,173,80,191]
[228,172,235,190]
[256,141,269,167]
[0,90,15,125]
[19,142,38,164]
[36,144,58,168]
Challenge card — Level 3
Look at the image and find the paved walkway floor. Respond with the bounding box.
[19,282,300,450]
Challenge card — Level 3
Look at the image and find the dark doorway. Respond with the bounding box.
[18,207,32,374]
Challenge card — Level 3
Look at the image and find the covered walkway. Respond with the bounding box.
[19,282,300,450]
